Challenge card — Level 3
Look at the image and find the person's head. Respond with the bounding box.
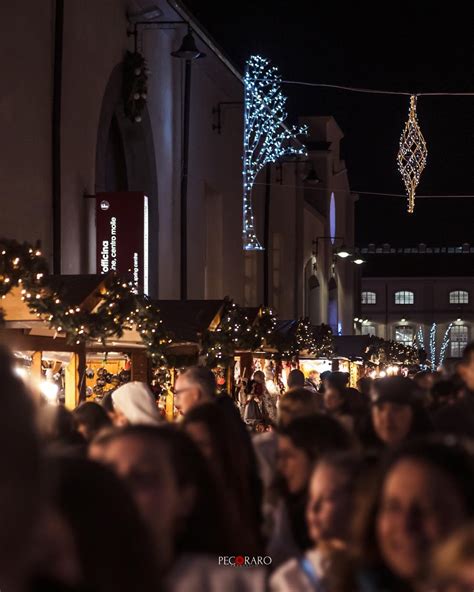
[111,382,162,426]
[361,437,474,584]
[357,376,373,397]
[320,370,332,385]
[277,413,353,495]
[308,370,318,382]
[278,388,320,427]
[173,366,216,415]
[0,346,40,589]
[88,427,119,463]
[431,379,460,408]
[253,370,265,384]
[459,343,474,391]
[100,391,115,415]
[324,383,347,414]
[73,402,111,442]
[327,372,350,389]
[430,524,474,592]
[181,402,261,548]
[414,370,436,391]
[34,457,158,591]
[307,452,366,547]
[370,376,427,447]
[287,369,305,389]
[100,425,228,567]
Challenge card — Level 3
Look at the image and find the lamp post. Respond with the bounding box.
[128,21,205,300]
[171,27,205,300]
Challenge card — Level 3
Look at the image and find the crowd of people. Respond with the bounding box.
[2,343,474,592]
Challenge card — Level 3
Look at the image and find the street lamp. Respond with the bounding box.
[353,257,365,265]
[336,245,351,258]
[171,27,206,59]
[170,26,206,299]
[127,20,206,300]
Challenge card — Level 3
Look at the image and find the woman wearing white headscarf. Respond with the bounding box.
[111,382,163,426]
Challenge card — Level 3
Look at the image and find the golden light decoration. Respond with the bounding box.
[397,95,428,213]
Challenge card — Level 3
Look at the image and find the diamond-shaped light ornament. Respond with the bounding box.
[397,95,427,213]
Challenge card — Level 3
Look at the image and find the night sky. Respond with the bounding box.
[184,1,474,246]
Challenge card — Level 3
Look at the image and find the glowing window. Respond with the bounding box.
[449,290,469,304]
[361,291,376,305]
[395,291,414,305]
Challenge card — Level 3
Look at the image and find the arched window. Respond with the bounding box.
[449,290,469,304]
[450,325,469,358]
[395,291,414,305]
[361,291,376,305]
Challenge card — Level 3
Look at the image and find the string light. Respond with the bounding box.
[430,323,437,367]
[397,95,428,213]
[242,55,307,250]
[439,323,453,367]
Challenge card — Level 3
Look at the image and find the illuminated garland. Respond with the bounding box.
[243,55,307,250]
[123,51,149,123]
[365,335,421,366]
[268,319,334,361]
[202,302,277,367]
[0,239,171,363]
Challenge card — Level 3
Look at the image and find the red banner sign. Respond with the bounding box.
[96,192,149,293]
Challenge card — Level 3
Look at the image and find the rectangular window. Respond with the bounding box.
[362,325,376,336]
[361,291,376,305]
[449,291,469,304]
[395,291,414,305]
[450,325,468,358]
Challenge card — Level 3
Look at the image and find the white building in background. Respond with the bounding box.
[357,245,474,360]
[0,0,356,330]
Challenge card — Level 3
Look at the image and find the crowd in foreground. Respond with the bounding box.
[3,345,474,591]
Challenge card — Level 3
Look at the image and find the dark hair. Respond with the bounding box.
[315,451,374,499]
[182,403,262,553]
[108,424,234,555]
[368,377,433,446]
[461,342,474,364]
[101,391,115,413]
[431,379,459,401]
[357,376,373,396]
[279,388,321,426]
[0,346,40,576]
[279,413,353,463]
[358,437,474,570]
[180,366,216,399]
[287,369,305,389]
[45,457,159,592]
[45,406,86,457]
[73,402,111,441]
[327,371,350,389]
[372,376,420,406]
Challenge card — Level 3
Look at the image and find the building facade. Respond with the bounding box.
[357,246,474,360]
[0,0,356,330]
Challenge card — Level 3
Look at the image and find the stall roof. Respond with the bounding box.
[2,274,109,323]
[334,335,371,359]
[155,300,226,344]
[275,320,298,336]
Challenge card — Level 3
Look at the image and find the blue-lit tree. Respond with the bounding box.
[243,55,307,250]
[419,322,452,368]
